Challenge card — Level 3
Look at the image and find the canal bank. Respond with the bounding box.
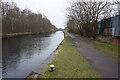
[26,33,64,78]
[26,43,62,78]
[2,31,58,39]
[2,32,33,39]
[28,33,100,78]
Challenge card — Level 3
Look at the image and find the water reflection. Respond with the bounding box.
[2,31,64,78]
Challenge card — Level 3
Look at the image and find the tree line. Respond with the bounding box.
[66,0,120,38]
[2,1,57,35]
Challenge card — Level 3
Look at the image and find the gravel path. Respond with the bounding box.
[67,32,118,78]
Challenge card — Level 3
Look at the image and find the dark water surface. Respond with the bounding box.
[2,31,64,78]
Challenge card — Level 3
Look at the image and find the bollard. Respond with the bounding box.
[49,64,55,72]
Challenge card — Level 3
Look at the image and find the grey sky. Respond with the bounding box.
[4,0,71,29]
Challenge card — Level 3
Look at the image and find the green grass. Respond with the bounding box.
[42,35,101,78]
[2,32,32,37]
[94,41,119,61]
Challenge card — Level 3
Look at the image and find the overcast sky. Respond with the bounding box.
[3,0,71,29]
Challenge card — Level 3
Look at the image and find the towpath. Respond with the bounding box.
[67,32,118,78]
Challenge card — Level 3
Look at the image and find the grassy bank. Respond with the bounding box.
[94,41,119,61]
[42,35,101,78]
[2,32,32,38]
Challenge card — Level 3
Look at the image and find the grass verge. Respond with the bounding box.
[94,41,119,61]
[42,35,101,78]
[2,32,32,38]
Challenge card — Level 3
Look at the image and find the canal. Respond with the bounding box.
[2,31,64,78]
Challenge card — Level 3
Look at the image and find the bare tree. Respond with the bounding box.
[67,0,111,38]
[2,1,57,35]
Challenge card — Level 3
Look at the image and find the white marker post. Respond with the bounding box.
[49,64,55,72]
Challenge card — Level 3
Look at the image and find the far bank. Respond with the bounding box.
[2,31,58,39]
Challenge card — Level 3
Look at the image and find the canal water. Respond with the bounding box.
[2,31,64,78]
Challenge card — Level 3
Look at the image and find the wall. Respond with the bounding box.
[96,36,120,46]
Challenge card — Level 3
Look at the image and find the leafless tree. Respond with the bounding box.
[2,1,57,35]
[67,0,115,38]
